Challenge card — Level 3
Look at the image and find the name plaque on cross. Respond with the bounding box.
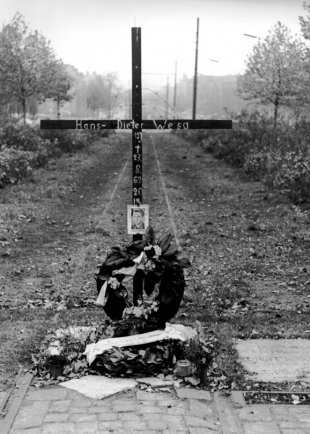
[40,119,232,130]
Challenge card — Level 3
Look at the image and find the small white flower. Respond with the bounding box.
[144,260,156,271]
[153,245,162,257]
[108,277,120,289]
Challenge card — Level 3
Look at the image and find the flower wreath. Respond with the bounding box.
[95,227,191,335]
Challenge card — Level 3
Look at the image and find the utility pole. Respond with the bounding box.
[173,61,177,118]
[192,17,199,120]
[166,76,170,118]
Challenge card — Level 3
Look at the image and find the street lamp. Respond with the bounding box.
[243,33,261,40]
[208,58,237,76]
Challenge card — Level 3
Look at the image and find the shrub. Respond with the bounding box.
[272,150,310,203]
[0,146,33,187]
[188,109,310,204]
[0,124,94,188]
[0,125,44,152]
[39,129,90,152]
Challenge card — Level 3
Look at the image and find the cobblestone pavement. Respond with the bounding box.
[3,385,310,433]
[5,386,220,434]
[232,403,310,434]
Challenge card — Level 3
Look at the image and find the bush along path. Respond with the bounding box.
[0,125,101,188]
[0,130,310,395]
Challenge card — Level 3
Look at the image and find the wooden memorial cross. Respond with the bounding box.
[41,27,232,233]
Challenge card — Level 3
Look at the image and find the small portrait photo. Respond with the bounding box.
[127,205,149,235]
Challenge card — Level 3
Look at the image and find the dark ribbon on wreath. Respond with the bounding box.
[95,227,191,335]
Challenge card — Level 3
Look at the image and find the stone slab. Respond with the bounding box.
[177,388,211,401]
[136,377,174,387]
[60,375,137,399]
[236,339,310,382]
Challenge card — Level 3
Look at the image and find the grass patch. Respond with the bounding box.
[0,307,107,390]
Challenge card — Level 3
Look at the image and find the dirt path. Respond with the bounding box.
[1,131,310,391]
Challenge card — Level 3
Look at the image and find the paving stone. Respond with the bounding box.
[136,377,174,387]
[189,429,220,434]
[98,412,119,421]
[109,431,158,434]
[271,405,300,421]
[279,421,305,429]
[122,420,148,430]
[289,407,310,416]
[237,405,272,421]
[243,421,281,434]
[135,399,155,406]
[161,414,185,424]
[96,431,114,434]
[44,412,69,422]
[290,407,310,424]
[146,419,169,429]
[113,398,137,405]
[11,429,42,434]
[118,412,141,421]
[26,389,67,401]
[113,403,138,412]
[158,398,181,407]
[236,339,310,382]
[136,390,174,401]
[166,422,188,431]
[166,406,188,415]
[70,399,91,407]
[41,422,75,433]
[22,401,50,413]
[92,400,114,408]
[142,412,168,421]
[163,430,189,434]
[20,398,40,407]
[138,405,163,414]
[12,413,45,430]
[185,415,220,430]
[73,421,99,433]
[188,399,214,418]
[281,430,309,434]
[68,413,97,422]
[48,399,71,413]
[88,406,112,413]
[177,388,211,401]
[68,406,88,413]
[98,420,124,430]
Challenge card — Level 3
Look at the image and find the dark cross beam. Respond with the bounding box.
[40,27,232,210]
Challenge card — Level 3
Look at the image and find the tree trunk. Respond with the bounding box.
[22,98,26,126]
[57,97,60,120]
[274,96,279,128]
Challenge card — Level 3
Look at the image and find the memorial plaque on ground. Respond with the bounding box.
[236,339,310,382]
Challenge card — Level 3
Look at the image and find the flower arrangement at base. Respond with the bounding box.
[95,227,191,336]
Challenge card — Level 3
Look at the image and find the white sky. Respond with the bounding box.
[0,0,306,88]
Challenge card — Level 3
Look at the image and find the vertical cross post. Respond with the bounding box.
[131,28,143,304]
[131,28,142,208]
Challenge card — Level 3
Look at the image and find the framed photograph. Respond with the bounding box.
[127,205,149,235]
